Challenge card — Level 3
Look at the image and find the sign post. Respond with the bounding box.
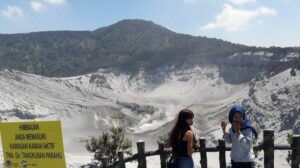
[0,121,66,168]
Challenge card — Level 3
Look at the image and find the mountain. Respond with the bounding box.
[0,19,299,167]
[0,19,243,77]
[1,19,299,84]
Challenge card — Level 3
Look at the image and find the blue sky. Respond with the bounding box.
[0,0,299,47]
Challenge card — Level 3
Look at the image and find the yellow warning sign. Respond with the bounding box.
[0,121,66,168]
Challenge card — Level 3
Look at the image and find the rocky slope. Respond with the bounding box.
[0,64,299,167]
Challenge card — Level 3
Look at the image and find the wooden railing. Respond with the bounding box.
[101,129,300,168]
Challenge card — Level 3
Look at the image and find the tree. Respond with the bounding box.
[290,68,297,76]
[157,134,169,145]
[286,133,293,164]
[157,134,171,160]
[85,127,132,167]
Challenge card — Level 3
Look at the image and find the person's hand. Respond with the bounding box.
[233,121,241,136]
[221,120,227,133]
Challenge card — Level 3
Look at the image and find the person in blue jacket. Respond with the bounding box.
[221,105,258,168]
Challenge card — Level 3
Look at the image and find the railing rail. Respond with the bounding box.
[100,129,300,168]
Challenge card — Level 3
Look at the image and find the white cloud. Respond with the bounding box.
[45,0,66,5]
[202,4,277,32]
[228,0,256,5]
[31,1,44,11]
[30,0,65,12]
[2,5,24,19]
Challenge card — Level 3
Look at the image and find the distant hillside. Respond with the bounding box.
[0,19,299,83]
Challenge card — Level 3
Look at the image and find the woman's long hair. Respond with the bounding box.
[169,109,195,149]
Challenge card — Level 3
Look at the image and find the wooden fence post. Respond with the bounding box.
[118,151,126,168]
[218,139,226,168]
[101,156,108,168]
[159,142,167,168]
[137,140,146,168]
[199,137,207,168]
[263,129,274,168]
[291,135,300,168]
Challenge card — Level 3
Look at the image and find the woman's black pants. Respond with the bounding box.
[231,160,254,168]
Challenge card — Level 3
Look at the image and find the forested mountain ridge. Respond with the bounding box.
[0,19,299,84]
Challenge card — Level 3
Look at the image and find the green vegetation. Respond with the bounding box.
[0,19,298,84]
[286,133,293,164]
[0,19,249,77]
[157,134,169,145]
[158,134,171,160]
[85,127,132,167]
[290,68,297,76]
